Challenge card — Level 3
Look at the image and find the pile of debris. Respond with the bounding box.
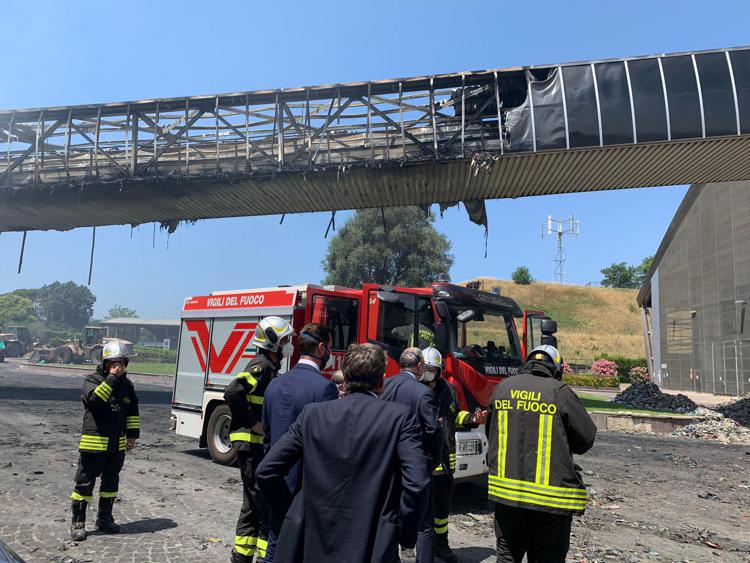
[614,381,698,413]
[672,408,750,444]
[716,397,750,427]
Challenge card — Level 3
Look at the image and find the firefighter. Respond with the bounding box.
[421,347,485,563]
[69,341,139,541]
[225,316,294,563]
[486,345,597,562]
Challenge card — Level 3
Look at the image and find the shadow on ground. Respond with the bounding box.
[453,546,495,562]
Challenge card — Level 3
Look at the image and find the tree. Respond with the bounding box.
[35,281,96,329]
[322,207,454,287]
[511,266,533,285]
[0,294,37,327]
[105,305,138,320]
[600,262,637,289]
[634,255,654,287]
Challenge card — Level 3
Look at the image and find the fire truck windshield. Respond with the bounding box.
[451,307,522,375]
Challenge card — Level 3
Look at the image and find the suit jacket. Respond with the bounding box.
[380,371,443,469]
[262,361,338,491]
[256,392,430,563]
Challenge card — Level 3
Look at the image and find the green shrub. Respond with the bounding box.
[133,346,176,363]
[600,355,647,383]
[562,373,620,388]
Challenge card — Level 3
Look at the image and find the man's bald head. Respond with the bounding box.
[399,347,424,373]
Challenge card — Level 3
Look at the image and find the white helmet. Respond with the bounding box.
[251,316,295,354]
[525,344,564,380]
[422,347,443,370]
[421,347,443,383]
[102,341,130,364]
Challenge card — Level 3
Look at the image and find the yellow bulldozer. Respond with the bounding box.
[52,326,134,364]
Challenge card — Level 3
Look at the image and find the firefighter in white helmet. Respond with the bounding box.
[69,341,139,541]
[421,347,486,563]
[224,316,295,563]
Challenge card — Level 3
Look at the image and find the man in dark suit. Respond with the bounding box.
[381,347,443,563]
[261,322,338,561]
[257,343,430,563]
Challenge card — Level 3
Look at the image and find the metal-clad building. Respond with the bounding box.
[637,181,750,395]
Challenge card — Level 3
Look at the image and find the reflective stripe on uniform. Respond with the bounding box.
[434,516,449,534]
[488,483,587,511]
[100,490,118,498]
[455,411,470,426]
[535,413,553,486]
[432,464,446,475]
[236,372,258,390]
[488,474,587,499]
[247,395,264,405]
[125,415,140,429]
[449,453,456,471]
[79,435,109,451]
[70,491,93,503]
[118,437,127,451]
[496,410,508,478]
[235,535,257,556]
[229,432,263,444]
[93,381,112,401]
[257,538,268,558]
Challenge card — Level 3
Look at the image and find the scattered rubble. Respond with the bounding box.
[614,381,698,413]
[672,408,750,444]
[716,396,750,427]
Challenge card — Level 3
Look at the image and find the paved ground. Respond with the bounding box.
[0,363,749,562]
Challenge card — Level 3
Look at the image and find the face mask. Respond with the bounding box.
[281,341,294,358]
[420,369,437,384]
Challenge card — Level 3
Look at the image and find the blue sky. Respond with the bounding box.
[1,0,747,319]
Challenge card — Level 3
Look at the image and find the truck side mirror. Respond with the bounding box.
[541,318,557,335]
[541,335,558,348]
[434,301,450,319]
[435,323,451,353]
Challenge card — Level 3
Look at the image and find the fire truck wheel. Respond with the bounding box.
[206,404,237,466]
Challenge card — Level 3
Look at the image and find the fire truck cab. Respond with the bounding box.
[170,282,555,480]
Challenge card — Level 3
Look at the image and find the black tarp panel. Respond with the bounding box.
[506,91,534,152]
[562,65,600,148]
[595,61,634,145]
[530,68,566,150]
[695,52,737,137]
[628,58,668,142]
[729,49,750,134]
[661,55,702,139]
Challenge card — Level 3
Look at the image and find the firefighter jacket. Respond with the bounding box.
[224,353,279,453]
[432,378,477,475]
[485,366,597,515]
[78,367,140,454]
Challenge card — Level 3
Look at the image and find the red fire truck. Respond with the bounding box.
[170,282,556,479]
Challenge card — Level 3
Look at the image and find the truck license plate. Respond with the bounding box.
[457,439,481,456]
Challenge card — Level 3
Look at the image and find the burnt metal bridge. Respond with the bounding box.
[1,46,750,233]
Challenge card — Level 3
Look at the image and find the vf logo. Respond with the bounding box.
[185,320,257,374]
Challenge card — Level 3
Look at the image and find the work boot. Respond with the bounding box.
[69,500,88,541]
[95,497,120,534]
[433,533,459,563]
[230,549,254,563]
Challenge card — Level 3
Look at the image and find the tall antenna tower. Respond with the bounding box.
[542,214,580,283]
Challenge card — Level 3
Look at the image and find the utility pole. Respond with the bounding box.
[542,214,580,283]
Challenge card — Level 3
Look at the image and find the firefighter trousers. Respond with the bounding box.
[493,503,572,563]
[71,451,126,503]
[432,472,454,539]
[235,449,269,559]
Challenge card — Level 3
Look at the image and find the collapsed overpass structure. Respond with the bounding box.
[1,46,750,233]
